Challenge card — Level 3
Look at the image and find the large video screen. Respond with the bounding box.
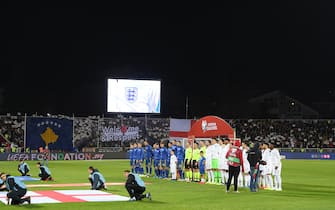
[107,78,161,113]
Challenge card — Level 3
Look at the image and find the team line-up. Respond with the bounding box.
[128,138,282,192]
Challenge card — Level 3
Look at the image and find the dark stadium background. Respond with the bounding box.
[1,1,333,118]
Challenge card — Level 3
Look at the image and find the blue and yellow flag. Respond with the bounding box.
[26,117,73,151]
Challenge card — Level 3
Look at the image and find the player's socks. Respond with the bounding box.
[194,172,199,181]
[182,171,185,179]
[218,170,223,184]
[238,173,243,187]
[265,175,273,189]
[210,171,215,183]
[177,169,182,179]
[207,171,212,182]
[221,171,225,183]
[215,171,219,183]
[268,175,273,189]
[184,171,189,181]
[275,175,282,190]
[213,171,216,183]
[261,176,265,188]
[244,175,250,187]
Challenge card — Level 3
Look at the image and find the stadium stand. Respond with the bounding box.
[0,114,334,153]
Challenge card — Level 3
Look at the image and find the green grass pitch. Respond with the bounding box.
[0,159,334,210]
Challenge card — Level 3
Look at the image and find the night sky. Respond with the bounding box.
[1,2,333,118]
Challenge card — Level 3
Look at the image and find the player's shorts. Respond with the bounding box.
[272,164,282,176]
[170,167,177,174]
[177,159,184,169]
[263,164,272,174]
[191,160,199,169]
[199,166,205,175]
[166,160,170,168]
[243,161,250,173]
[145,159,152,165]
[184,159,191,169]
[218,159,228,170]
[259,170,264,176]
[211,159,219,169]
[136,160,143,167]
[159,159,166,168]
[154,159,160,168]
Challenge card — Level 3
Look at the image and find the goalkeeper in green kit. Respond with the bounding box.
[210,138,221,184]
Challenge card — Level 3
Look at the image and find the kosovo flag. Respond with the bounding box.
[26,117,73,151]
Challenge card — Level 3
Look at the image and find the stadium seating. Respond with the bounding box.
[1,114,334,152]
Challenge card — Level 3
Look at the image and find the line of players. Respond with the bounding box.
[128,140,185,179]
[128,138,282,191]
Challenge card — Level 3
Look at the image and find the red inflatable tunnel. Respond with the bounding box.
[188,115,235,138]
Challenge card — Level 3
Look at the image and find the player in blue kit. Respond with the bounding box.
[128,143,135,173]
[199,150,206,183]
[143,140,153,177]
[153,143,161,178]
[176,140,185,180]
[133,143,139,173]
[135,142,145,175]
[171,140,178,154]
[159,142,168,178]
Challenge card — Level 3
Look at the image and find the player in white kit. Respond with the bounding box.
[205,141,213,183]
[170,149,178,180]
[262,143,273,190]
[218,138,229,184]
[238,142,250,188]
[269,143,282,191]
[210,138,221,184]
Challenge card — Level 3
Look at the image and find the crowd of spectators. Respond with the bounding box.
[229,119,335,149]
[0,114,334,153]
[0,113,25,152]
